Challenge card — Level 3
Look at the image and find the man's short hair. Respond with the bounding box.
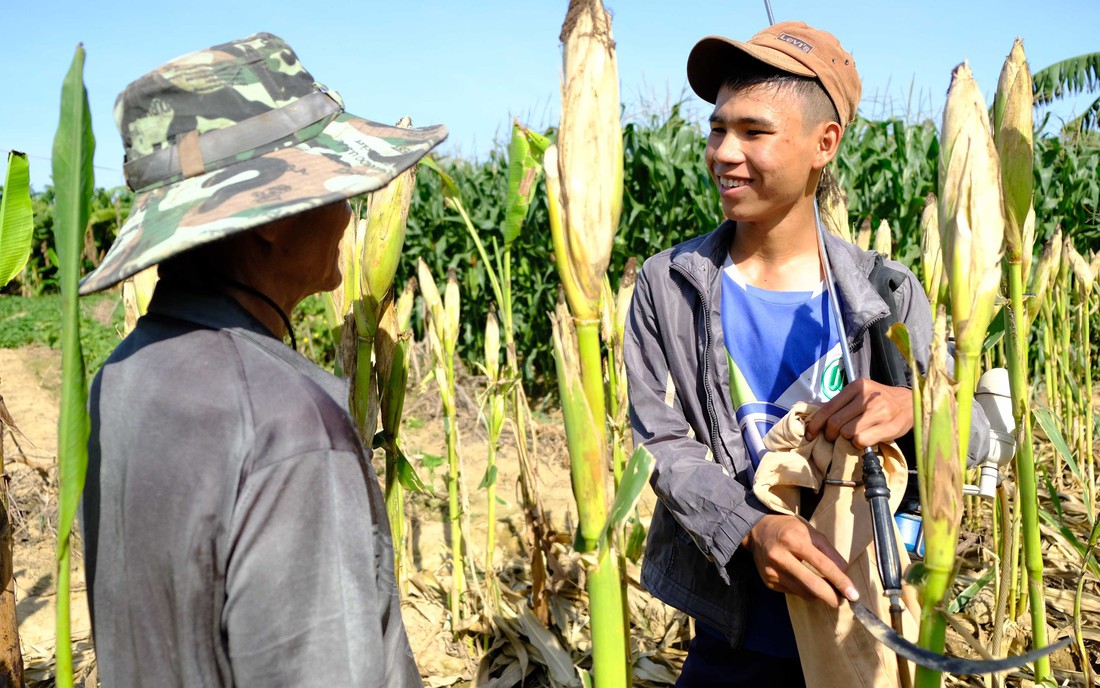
[721,59,840,129]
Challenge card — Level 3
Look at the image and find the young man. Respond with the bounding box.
[624,22,988,686]
[81,33,446,687]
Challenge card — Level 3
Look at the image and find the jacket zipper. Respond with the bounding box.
[670,262,723,457]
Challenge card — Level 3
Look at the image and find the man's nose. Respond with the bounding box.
[712,133,745,166]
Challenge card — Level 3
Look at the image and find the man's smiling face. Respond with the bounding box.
[705,83,834,224]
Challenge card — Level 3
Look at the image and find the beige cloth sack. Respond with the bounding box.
[752,401,920,688]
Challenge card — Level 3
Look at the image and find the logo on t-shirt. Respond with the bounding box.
[821,357,845,400]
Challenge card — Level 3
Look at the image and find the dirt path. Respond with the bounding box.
[0,346,94,686]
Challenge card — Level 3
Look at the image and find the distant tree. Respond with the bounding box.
[1033,51,1100,134]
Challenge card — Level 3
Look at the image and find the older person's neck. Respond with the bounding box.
[217,269,299,341]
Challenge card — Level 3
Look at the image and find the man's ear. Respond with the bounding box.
[814,121,844,169]
[251,218,285,245]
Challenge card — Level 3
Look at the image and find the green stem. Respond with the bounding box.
[384,444,407,594]
[443,363,464,631]
[1005,260,1050,681]
[576,322,607,450]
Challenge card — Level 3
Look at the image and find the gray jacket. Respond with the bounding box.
[84,281,422,688]
[625,220,988,645]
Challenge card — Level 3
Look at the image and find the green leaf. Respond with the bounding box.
[419,156,460,202]
[1037,508,1100,578]
[597,446,656,557]
[625,518,646,563]
[0,151,34,287]
[948,567,995,613]
[904,561,929,587]
[396,448,428,494]
[1033,406,1081,482]
[52,42,95,688]
[420,451,446,470]
[982,307,1007,352]
[478,464,498,490]
[502,122,544,249]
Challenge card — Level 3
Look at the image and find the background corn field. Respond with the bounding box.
[5,112,1097,393]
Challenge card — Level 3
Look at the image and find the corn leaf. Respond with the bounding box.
[1033,407,1081,482]
[503,123,543,249]
[597,446,655,557]
[395,446,428,494]
[947,567,996,613]
[0,151,34,287]
[52,43,95,688]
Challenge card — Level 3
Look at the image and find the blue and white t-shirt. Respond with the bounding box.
[721,257,844,657]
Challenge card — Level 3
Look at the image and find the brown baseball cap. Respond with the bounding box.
[687,21,862,126]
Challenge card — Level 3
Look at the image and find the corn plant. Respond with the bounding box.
[544,1,632,683]
[419,122,558,619]
[52,43,94,688]
[418,259,467,630]
[993,38,1052,682]
[120,266,158,334]
[375,280,421,591]
[922,61,1006,688]
[479,309,505,580]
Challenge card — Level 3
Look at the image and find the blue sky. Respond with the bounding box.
[3,0,1098,191]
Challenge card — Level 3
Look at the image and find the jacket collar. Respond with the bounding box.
[146,280,350,407]
[669,220,891,343]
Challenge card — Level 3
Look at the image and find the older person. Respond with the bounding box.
[79,33,446,687]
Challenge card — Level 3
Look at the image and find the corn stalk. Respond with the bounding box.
[992,39,1052,683]
[418,260,466,630]
[545,0,628,683]
[376,280,421,592]
[472,307,506,601]
[924,61,1005,688]
[421,122,558,620]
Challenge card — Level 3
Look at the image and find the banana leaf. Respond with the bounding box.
[51,43,95,688]
[0,151,34,287]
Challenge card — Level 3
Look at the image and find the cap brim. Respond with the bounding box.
[78,114,448,295]
[687,36,815,103]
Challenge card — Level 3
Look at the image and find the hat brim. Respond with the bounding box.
[79,113,448,295]
[687,36,815,104]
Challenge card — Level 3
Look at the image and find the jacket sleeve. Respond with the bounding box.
[224,448,423,688]
[891,264,991,467]
[625,263,767,582]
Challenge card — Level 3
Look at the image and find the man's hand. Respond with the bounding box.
[805,378,913,450]
[744,514,859,607]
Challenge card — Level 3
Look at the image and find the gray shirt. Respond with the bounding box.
[84,281,422,687]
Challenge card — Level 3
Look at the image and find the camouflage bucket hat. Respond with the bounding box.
[79,32,448,295]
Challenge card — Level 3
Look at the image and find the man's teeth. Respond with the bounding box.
[719,178,748,189]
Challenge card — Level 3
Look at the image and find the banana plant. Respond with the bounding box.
[52,43,95,688]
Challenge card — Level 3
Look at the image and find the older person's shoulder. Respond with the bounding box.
[222,330,364,470]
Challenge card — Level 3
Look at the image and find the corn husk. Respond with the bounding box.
[485,308,501,384]
[919,194,944,308]
[444,267,460,355]
[1026,230,1061,326]
[993,39,1034,261]
[1068,243,1094,298]
[818,177,852,243]
[417,258,444,338]
[556,0,623,320]
[856,218,873,251]
[1021,205,1036,286]
[939,61,1006,359]
[121,266,159,334]
[360,118,417,325]
[873,218,893,259]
